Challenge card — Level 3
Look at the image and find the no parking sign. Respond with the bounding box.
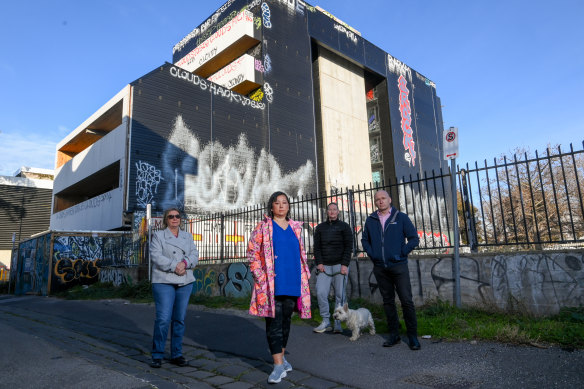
[443,127,458,160]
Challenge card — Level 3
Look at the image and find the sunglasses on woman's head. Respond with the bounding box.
[167,214,181,219]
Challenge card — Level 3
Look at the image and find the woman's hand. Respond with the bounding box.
[174,261,186,276]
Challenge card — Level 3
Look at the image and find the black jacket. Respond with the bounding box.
[361,207,419,268]
[314,219,353,266]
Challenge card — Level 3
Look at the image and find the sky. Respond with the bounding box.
[0,0,582,176]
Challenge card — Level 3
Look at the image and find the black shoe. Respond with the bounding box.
[408,335,421,350]
[170,356,188,367]
[150,358,162,368]
[383,334,401,347]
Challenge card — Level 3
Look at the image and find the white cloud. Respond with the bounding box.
[0,132,57,176]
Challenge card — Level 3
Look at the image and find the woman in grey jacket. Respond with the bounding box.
[149,207,198,368]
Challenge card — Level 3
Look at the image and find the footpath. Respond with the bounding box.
[0,295,582,389]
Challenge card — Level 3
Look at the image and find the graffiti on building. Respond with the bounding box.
[264,54,272,73]
[254,58,265,73]
[223,262,254,297]
[160,115,314,213]
[136,161,163,208]
[193,268,217,295]
[334,24,358,44]
[387,54,412,80]
[261,2,272,28]
[99,268,128,286]
[170,66,265,110]
[53,257,100,285]
[173,0,237,54]
[398,185,448,239]
[263,82,274,103]
[54,192,113,219]
[250,88,264,102]
[398,75,416,167]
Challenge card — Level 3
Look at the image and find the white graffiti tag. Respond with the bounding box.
[136,161,163,208]
[263,82,274,103]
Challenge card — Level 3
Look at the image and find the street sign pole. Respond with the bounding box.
[444,127,461,308]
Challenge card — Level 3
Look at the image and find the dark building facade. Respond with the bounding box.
[51,0,446,231]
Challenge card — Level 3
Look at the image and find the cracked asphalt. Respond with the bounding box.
[0,295,582,389]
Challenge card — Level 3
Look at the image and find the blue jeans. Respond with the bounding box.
[373,263,417,336]
[151,282,193,359]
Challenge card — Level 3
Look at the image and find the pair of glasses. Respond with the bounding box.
[167,214,181,219]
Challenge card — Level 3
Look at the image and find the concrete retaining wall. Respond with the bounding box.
[190,250,583,316]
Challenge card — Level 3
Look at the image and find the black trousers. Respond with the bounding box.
[373,263,418,336]
[265,296,296,355]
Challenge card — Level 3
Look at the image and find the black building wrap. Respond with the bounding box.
[128,0,446,214]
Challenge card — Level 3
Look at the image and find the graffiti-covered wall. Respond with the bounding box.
[192,250,584,316]
[14,232,136,295]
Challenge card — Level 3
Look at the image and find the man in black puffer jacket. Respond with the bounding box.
[313,202,353,333]
[361,190,421,350]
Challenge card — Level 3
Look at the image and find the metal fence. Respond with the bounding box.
[172,142,584,262]
[459,142,584,250]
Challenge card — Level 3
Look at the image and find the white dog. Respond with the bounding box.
[333,303,376,341]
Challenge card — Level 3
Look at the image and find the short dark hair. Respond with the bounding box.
[267,191,291,220]
[327,202,338,210]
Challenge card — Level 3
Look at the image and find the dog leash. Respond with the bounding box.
[317,267,348,306]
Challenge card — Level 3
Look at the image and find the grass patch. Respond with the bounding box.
[53,280,153,303]
[189,294,250,310]
[49,282,584,348]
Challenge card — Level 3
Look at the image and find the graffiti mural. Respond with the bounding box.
[193,267,217,295]
[136,161,163,208]
[160,115,314,213]
[398,75,416,167]
[99,268,128,287]
[224,262,254,297]
[53,257,99,285]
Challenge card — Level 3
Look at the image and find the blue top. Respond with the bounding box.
[272,222,301,297]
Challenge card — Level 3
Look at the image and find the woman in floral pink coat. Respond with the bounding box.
[247,191,311,384]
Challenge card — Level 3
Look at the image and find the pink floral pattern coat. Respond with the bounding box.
[247,216,311,319]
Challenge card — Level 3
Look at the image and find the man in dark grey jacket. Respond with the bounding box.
[361,190,421,350]
[313,202,353,333]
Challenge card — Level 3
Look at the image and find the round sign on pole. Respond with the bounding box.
[443,126,459,160]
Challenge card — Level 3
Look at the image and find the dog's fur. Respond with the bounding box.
[333,303,376,341]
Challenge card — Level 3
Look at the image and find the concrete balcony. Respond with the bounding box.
[207,54,261,95]
[174,9,260,78]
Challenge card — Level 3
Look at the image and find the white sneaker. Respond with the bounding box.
[333,320,342,333]
[268,364,287,384]
[313,321,331,333]
[282,358,293,372]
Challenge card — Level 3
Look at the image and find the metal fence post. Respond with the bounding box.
[460,169,478,252]
[451,159,461,308]
[220,213,225,262]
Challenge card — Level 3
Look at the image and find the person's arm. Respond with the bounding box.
[183,232,199,269]
[247,222,266,283]
[313,225,322,266]
[361,219,373,257]
[341,222,353,267]
[401,215,420,256]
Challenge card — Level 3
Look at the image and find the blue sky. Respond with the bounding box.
[0,0,582,176]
